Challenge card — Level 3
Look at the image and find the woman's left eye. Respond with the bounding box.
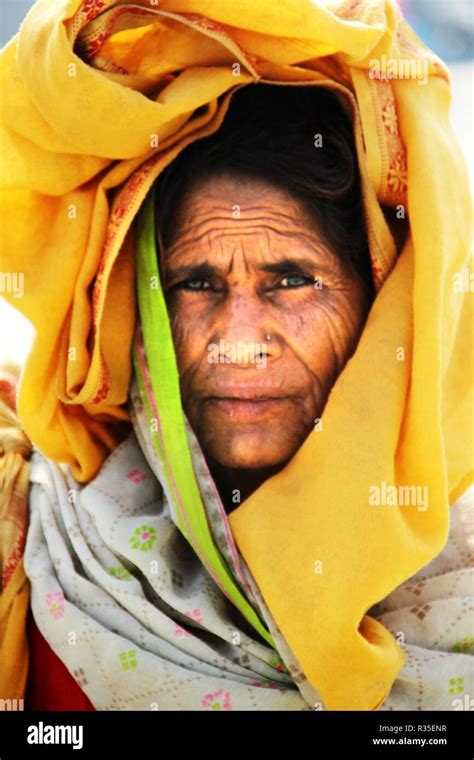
[279,274,313,288]
[174,278,212,291]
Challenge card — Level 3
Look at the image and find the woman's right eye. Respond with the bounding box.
[175,279,212,291]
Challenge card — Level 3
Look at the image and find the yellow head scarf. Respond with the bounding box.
[0,0,472,709]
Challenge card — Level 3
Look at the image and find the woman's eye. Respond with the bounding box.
[176,279,212,291]
[279,274,314,288]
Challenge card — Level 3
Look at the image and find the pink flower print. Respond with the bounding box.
[175,623,192,638]
[184,608,203,625]
[249,678,279,690]
[127,468,147,485]
[175,610,202,637]
[201,689,232,711]
[46,592,65,620]
[128,524,157,552]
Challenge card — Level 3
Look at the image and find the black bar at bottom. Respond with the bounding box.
[0,709,472,757]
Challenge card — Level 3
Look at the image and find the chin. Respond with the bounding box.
[202,428,300,471]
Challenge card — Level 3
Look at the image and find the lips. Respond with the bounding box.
[205,384,287,400]
[205,395,290,421]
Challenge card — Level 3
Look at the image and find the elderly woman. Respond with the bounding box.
[0,0,472,714]
[153,85,374,508]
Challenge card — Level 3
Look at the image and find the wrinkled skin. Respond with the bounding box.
[161,173,370,507]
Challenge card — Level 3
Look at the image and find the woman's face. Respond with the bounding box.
[161,173,369,471]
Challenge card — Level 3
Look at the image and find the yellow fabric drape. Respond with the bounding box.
[0,370,32,702]
[0,0,472,709]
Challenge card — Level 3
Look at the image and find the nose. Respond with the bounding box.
[211,288,283,365]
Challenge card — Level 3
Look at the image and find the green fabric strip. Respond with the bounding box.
[133,184,275,647]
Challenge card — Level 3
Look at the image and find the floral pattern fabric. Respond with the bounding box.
[22,374,473,710]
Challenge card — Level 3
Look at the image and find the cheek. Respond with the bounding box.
[167,298,212,374]
[284,291,366,379]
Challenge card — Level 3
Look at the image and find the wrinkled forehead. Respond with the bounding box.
[158,171,338,272]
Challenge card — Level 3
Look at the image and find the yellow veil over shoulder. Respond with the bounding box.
[0,0,472,710]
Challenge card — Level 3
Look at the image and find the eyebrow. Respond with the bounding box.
[164,256,336,283]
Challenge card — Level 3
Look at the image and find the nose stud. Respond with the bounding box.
[265,334,272,341]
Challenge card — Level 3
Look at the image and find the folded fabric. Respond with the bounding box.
[22,382,474,710]
[0,370,32,700]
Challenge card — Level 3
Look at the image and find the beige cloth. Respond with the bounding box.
[375,485,474,711]
[22,374,474,710]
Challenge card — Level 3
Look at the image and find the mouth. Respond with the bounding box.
[205,396,291,421]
